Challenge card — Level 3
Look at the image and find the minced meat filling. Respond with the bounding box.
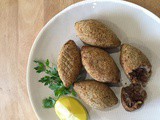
[122,84,147,107]
[129,68,148,83]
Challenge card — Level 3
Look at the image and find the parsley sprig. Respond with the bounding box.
[34,59,76,108]
[43,97,56,108]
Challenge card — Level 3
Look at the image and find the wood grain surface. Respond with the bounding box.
[0,0,159,120]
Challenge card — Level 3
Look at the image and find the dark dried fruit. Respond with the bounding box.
[129,68,149,85]
[121,84,147,112]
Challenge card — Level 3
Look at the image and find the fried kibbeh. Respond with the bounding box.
[74,80,118,109]
[57,40,82,87]
[120,44,152,86]
[81,46,120,83]
[75,19,121,48]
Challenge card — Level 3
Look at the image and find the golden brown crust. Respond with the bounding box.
[120,44,152,83]
[81,46,120,83]
[75,19,121,48]
[74,80,118,109]
[57,40,82,87]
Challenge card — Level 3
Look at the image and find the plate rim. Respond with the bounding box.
[26,0,160,119]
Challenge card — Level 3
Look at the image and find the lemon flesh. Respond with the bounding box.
[55,96,88,120]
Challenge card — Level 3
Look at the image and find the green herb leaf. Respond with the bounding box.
[49,84,59,91]
[34,59,78,108]
[43,97,56,108]
[34,60,46,73]
[71,90,77,97]
[54,86,66,97]
[45,69,53,76]
[39,76,52,86]
[45,59,50,66]
[51,67,59,76]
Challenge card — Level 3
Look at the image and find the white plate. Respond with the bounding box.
[27,0,160,120]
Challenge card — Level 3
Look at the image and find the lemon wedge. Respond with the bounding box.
[55,96,88,120]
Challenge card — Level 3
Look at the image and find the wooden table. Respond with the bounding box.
[0,0,159,119]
